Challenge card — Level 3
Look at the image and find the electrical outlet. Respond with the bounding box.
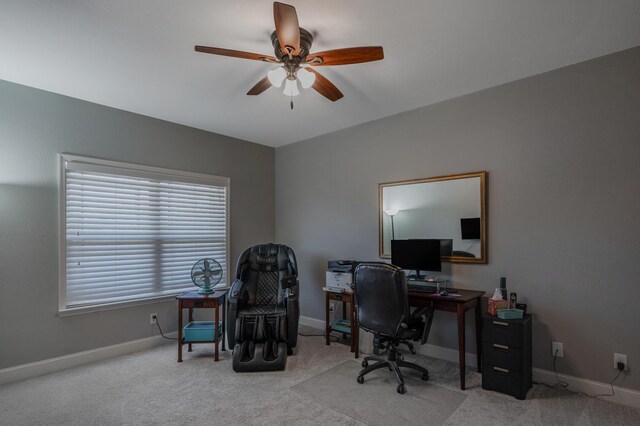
[614,353,628,371]
[552,342,563,358]
[150,313,157,325]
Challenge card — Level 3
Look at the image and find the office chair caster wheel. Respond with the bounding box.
[361,360,368,368]
[357,375,365,384]
[397,384,406,394]
[421,372,429,381]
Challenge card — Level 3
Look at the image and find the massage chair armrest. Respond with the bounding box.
[228,279,246,304]
[227,279,245,348]
[284,279,300,350]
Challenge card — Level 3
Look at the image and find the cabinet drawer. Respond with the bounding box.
[482,341,523,373]
[482,318,526,348]
[328,292,353,303]
[181,299,219,309]
[482,364,529,400]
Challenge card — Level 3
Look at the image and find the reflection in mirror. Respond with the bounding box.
[379,171,486,264]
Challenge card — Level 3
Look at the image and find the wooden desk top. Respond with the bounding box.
[408,288,485,303]
[176,289,228,300]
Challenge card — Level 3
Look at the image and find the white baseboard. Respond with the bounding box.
[532,368,640,409]
[415,342,478,368]
[0,332,177,386]
[299,315,326,330]
[301,315,640,409]
[4,317,640,409]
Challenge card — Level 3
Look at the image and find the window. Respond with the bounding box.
[59,154,229,315]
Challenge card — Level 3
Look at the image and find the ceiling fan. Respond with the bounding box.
[195,2,384,108]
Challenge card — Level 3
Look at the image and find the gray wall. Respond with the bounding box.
[0,80,274,369]
[275,47,640,390]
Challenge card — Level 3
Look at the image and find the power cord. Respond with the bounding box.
[154,315,178,341]
[156,312,341,343]
[533,349,623,399]
[298,330,339,342]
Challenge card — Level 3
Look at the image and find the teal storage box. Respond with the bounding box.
[183,321,223,342]
[496,309,524,320]
[330,319,352,334]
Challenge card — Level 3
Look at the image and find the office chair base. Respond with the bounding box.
[357,354,429,393]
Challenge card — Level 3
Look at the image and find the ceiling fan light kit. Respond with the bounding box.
[267,67,287,88]
[195,1,384,108]
[297,68,315,89]
[283,79,300,97]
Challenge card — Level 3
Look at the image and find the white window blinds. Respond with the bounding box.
[60,155,229,312]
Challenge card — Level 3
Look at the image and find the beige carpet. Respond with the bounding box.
[1,329,639,425]
[293,360,465,426]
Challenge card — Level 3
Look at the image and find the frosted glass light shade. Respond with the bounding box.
[297,68,316,89]
[283,79,300,96]
[384,208,399,217]
[267,67,287,88]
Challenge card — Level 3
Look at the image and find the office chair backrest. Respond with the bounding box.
[235,244,298,306]
[354,263,410,337]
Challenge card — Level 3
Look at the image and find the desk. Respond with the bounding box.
[324,290,359,358]
[176,290,227,362]
[408,289,485,390]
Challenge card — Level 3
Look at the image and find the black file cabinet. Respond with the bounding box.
[481,314,532,400]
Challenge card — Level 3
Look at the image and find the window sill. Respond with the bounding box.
[58,294,181,317]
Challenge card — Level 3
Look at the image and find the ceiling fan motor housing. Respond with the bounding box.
[271,28,314,61]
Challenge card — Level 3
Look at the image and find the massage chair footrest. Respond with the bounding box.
[232,342,288,372]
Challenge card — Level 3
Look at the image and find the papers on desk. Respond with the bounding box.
[323,286,346,293]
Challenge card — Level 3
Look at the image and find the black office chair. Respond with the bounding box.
[354,262,434,394]
[227,244,300,372]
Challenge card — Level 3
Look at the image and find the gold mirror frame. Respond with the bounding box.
[378,171,487,264]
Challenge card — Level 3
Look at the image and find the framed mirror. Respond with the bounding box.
[378,171,487,264]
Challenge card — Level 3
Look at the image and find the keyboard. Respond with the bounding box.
[407,283,437,293]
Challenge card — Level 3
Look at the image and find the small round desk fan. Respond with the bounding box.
[191,258,223,294]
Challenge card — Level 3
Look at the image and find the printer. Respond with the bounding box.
[326,260,360,291]
[327,260,360,274]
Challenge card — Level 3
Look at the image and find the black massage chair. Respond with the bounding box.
[227,244,300,372]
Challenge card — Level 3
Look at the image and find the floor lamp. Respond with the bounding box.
[384,209,399,240]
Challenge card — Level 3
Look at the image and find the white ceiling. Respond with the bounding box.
[1,1,639,147]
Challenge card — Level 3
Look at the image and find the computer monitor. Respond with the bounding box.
[391,239,441,278]
[440,239,453,257]
[461,217,481,240]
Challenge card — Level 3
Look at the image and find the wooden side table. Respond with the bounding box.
[176,290,227,362]
[324,290,359,358]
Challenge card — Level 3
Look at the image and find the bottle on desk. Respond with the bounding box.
[500,277,507,300]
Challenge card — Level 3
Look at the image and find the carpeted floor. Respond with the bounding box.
[1,327,639,426]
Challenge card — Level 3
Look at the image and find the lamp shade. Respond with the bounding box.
[283,79,300,96]
[384,208,399,217]
[297,68,316,89]
[267,67,287,88]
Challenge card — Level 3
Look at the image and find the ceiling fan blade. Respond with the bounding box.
[306,47,384,66]
[195,46,276,62]
[273,2,300,56]
[307,69,343,102]
[247,76,272,96]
